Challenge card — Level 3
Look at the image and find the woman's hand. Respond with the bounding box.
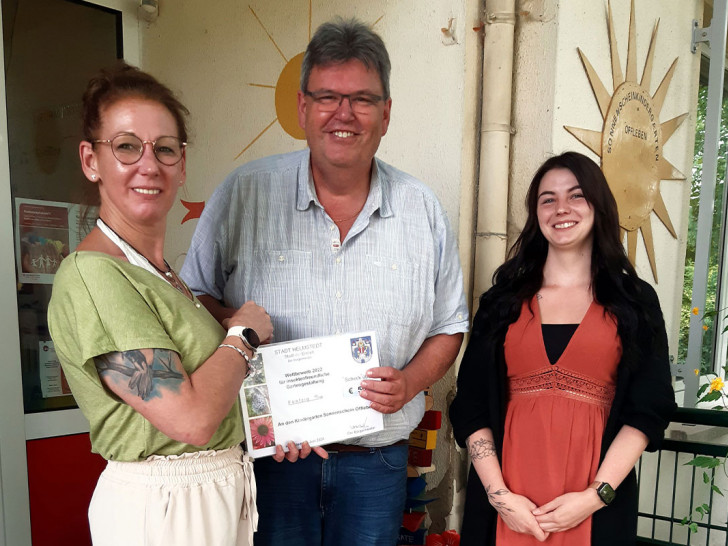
[487,486,549,542]
[225,301,273,343]
[272,441,329,463]
[533,489,604,533]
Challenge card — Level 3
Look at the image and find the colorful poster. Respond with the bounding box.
[15,198,94,284]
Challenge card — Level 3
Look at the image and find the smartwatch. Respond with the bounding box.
[227,326,261,352]
[591,481,616,505]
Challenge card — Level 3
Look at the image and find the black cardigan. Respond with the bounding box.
[449,279,676,546]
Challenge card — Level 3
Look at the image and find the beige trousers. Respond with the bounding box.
[89,446,257,546]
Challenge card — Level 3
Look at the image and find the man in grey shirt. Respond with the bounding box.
[182,17,468,546]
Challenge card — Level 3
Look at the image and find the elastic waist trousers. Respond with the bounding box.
[89,445,257,546]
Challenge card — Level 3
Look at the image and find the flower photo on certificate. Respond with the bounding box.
[249,416,276,449]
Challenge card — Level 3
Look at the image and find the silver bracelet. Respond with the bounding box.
[218,343,252,377]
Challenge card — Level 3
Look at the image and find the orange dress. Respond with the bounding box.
[496,298,621,545]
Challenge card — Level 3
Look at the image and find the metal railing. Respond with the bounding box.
[637,408,728,545]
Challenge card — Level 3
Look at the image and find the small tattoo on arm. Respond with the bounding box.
[95,349,183,400]
[485,485,514,515]
[468,437,497,460]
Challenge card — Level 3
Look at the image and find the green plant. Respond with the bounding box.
[680,309,728,534]
[681,449,727,534]
[679,84,728,374]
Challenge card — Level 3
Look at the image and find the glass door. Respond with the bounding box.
[0,1,139,543]
[4,0,120,417]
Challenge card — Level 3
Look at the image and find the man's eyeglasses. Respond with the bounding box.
[91,133,186,166]
[304,90,384,113]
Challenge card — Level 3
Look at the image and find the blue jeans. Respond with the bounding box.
[253,445,408,546]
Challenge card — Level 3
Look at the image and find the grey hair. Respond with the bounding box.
[300,17,391,99]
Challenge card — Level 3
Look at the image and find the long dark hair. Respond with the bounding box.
[478,151,649,368]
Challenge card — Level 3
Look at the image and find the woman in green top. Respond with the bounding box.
[48,64,309,546]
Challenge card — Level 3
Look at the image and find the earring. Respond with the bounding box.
[179,180,184,186]
[91,175,96,181]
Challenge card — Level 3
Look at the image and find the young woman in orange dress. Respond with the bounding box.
[450,151,675,545]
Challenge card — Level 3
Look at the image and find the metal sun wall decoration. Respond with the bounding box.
[565,0,687,282]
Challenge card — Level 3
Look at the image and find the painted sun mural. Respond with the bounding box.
[239,3,383,157]
[565,0,687,282]
[236,3,313,157]
[181,2,382,223]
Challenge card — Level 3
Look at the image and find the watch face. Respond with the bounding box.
[243,327,261,348]
[597,483,616,505]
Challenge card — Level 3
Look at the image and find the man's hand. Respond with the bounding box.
[533,489,604,533]
[272,441,329,463]
[358,333,463,414]
[358,367,413,414]
[225,301,273,343]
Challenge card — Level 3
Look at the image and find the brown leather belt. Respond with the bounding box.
[323,439,409,453]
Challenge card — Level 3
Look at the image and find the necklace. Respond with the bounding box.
[96,218,197,305]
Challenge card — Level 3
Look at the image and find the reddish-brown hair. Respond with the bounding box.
[81,62,189,142]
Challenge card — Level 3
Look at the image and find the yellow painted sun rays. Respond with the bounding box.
[565,0,687,282]
[182,5,385,224]
[237,4,385,160]
[235,4,312,160]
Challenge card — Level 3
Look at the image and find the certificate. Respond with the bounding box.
[239,331,384,458]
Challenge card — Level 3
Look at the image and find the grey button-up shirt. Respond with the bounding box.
[181,149,469,446]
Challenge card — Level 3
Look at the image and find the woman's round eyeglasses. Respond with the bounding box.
[92,133,186,166]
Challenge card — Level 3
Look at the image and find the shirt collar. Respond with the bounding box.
[296,150,316,211]
[296,150,393,219]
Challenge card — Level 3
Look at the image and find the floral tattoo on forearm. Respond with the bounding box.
[467,437,496,460]
[486,485,514,516]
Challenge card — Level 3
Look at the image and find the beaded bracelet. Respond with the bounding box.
[218,343,252,378]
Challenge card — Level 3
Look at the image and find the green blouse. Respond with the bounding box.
[48,251,243,461]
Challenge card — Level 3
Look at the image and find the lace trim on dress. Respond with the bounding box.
[508,365,615,409]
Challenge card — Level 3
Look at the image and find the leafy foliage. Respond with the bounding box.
[679,84,728,533]
[678,85,728,373]
[681,449,728,533]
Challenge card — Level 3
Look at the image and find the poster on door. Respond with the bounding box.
[15,198,93,284]
[39,340,72,398]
